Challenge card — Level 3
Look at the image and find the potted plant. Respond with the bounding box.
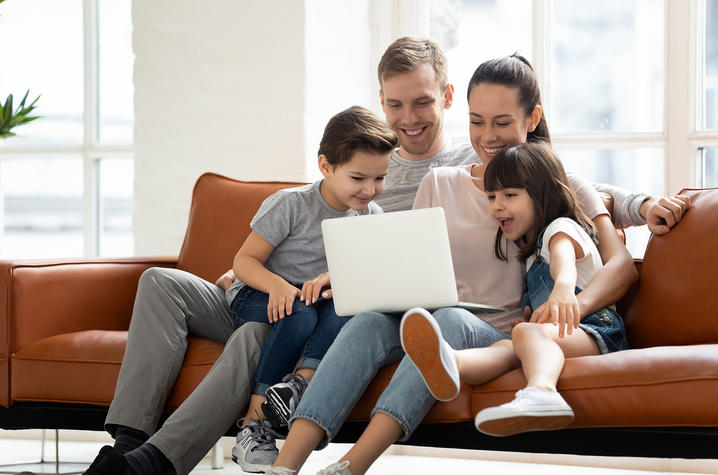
[0,90,41,139]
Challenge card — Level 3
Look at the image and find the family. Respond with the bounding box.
[85,37,690,475]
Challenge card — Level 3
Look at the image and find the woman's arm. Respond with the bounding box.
[233,231,300,322]
[575,214,638,316]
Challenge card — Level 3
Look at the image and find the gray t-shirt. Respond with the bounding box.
[226,180,382,304]
[374,141,477,213]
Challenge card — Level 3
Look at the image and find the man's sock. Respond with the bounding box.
[124,443,174,475]
[113,425,149,454]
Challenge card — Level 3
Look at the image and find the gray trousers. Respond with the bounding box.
[105,267,270,475]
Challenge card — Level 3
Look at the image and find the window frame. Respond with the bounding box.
[380,0,718,193]
[0,0,133,258]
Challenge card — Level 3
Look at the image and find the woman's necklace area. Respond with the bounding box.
[470,164,485,191]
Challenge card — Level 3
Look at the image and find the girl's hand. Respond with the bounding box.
[267,281,300,323]
[300,272,331,306]
[542,283,581,338]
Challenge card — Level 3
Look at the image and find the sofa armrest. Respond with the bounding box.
[0,257,177,407]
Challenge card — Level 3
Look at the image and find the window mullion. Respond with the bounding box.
[83,0,99,257]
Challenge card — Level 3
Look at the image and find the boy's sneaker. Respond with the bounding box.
[231,417,281,473]
[474,387,575,437]
[317,460,352,475]
[400,307,460,401]
[262,372,309,432]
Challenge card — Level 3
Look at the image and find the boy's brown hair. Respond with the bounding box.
[318,106,398,167]
[377,37,448,91]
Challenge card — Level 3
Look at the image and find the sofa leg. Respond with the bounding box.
[210,439,224,469]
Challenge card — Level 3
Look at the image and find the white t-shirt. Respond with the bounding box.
[412,165,608,334]
[527,217,603,291]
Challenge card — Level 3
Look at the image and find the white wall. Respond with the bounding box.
[133,1,308,255]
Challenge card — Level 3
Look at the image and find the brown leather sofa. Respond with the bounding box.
[2,172,717,459]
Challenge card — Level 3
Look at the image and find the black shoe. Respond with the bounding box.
[261,373,308,434]
[83,445,114,474]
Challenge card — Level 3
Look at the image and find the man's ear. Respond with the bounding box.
[443,84,455,109]
[529,105,543,132]
[379,89,385,108]
[318,154,333,177]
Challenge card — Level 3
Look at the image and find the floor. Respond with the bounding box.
[0,435,717,475]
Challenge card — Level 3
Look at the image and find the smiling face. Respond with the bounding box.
[487,187,536,242]
[468,83,542,165]
[380,63,453,161]
[319,150,391,211]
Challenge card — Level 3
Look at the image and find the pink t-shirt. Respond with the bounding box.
[412,165,608,334]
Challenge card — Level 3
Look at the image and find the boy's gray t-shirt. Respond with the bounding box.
[374,141,477,213]
[226,180,382,304]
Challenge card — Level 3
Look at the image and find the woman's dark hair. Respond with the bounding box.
[484,142,596,262]
[318,105,399,166]
[467,53,551,144]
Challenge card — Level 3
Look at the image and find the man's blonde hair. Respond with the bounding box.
[377,37,448,91]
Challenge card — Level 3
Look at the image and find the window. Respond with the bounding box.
[0,0,133,259]
[422,0,716,257]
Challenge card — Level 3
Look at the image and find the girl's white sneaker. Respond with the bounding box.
[400,307,460,401]
[474,387,574,436]
[317,460,352,475]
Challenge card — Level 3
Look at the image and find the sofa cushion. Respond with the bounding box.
[177,173,304,282]
[624,188,718,347]
[471,344,718,428]
[10,330,223,410]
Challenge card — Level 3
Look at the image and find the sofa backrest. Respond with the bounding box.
[624,188,718,348]
[176,173,304,282]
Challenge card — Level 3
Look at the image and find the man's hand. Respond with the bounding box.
[215,269,235,291]
[642,194,691,235]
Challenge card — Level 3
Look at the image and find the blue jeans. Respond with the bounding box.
[231,285,349,395]
[291,307,508,442]
[524,254,629,354]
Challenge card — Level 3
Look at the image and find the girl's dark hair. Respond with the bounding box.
[318,106,399,166]
[467,53,551,144]
[484,142,596,262]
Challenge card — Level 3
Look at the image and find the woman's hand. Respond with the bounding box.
[267,280,300,323]
[300,272,332,306]
[533,283,580,338]
[642,194,691,235]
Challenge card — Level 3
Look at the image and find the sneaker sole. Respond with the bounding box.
[476,411,574,437]
[231,452,272,473]
[401,310,459,401]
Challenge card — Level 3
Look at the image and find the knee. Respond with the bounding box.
[225,322,270,354]
[511,322,544,341]
[345,311,395,336]
[433,307,472,342]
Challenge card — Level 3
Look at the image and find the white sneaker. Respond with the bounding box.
[264,467,297,475]
[317,460,351,475]
[474,387,574,436]
[400,307,460,401]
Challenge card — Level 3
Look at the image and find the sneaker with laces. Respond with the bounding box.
[262,372,309,432]
[474,387,575,436]
[264,467,297,475]
[231,417,281,473]
[316,460,352,475]
[400,307,460,401]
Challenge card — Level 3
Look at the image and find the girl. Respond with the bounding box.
[400,141,629,436]
[229,105,398,473]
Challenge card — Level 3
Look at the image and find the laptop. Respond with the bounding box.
[321,207,506,317]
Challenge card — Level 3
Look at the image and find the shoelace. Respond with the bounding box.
[265,466,297,475]
[317,460,351,475]
[236,416,283,452]
[282,372,309,397]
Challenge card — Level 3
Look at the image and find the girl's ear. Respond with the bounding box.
[528,105,543,132]
[318,154,333,177]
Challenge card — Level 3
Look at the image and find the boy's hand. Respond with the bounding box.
[532,283,580,338]
[267,281,300,323]
[300,272,331,306]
